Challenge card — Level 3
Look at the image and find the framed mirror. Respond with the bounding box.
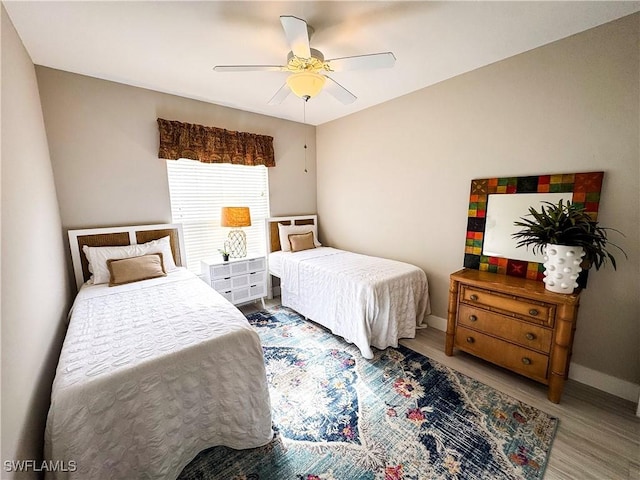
[463,171,604,281]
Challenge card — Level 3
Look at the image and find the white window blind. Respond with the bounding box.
[166,159,270,274]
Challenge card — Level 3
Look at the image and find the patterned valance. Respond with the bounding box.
[157,118,275,167]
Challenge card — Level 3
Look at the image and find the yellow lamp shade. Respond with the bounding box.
[286,72,326,99]
[221,207,251,227]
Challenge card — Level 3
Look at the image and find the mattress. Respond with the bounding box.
[272,247,430,359]
[44,268,273,479]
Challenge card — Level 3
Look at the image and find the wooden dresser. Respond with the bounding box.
[445,268,581,403]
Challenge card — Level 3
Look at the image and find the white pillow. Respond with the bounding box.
[144,236,178,271]
[278,223,321,252]
[83,236,177,284]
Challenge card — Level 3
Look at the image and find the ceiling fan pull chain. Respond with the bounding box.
[303,97,308,173]
[304,144,308,173]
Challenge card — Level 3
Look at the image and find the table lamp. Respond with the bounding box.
[221,206,251,258]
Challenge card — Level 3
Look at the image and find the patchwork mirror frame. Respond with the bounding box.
[463,171,604,282]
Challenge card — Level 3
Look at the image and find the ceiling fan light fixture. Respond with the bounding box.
[286,71,326,99]
[214,15,393,105]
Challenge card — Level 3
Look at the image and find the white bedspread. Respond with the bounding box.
[274,247,430,359]
[45,269,273,480]
[267,250,286,278]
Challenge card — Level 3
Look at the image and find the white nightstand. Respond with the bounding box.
[201,255,267,308]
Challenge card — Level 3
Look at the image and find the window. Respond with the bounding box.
[166,159,270,274]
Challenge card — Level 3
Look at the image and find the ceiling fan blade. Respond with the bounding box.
[324,76,357,105]
[280,15,311,59]
[325,52,396,72]
[268,83,291,105]
[213,65,286,72]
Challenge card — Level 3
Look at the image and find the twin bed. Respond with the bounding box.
[266,215,431,359]
[46,224,273,479]
[46,218,430,478]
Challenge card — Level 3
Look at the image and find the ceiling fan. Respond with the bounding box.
[213,15,396,105]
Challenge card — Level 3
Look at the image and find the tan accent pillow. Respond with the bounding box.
[288,232,316,253]
[277,223,321,252]
[107,253,166,287]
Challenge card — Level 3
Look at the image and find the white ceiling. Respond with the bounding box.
[5,1,639,126]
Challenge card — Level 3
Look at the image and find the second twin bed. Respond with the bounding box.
[266,215,431,359]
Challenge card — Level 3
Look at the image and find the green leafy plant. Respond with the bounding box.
[512,199,626,270]
[218,247,230,261]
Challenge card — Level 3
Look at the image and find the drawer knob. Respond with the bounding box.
[525,332,536,341]
[521,357,532,365]
[529,308,539,316]
[466,336,475,344]
[469,315,478,322]
[470,294,479,301]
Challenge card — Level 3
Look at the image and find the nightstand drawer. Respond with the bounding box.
[247,257,266,272]
[232,287,251,304]
[219,291,233,303]
[213,277,232,291]
[250,283,267,298]
[211,264,231,279]
[230,261,250,276]
[461,285,554,325]
[455,326,549,383]
[458,304,552,353]
[232,275,250,289]
[210,260,253,279]
[249,270,266,284]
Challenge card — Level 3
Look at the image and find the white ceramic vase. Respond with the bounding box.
[542,244,585,294]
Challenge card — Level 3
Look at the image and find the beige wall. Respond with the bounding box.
[317,14,639,384]
[35,67,317,229]
[1,5,72,474]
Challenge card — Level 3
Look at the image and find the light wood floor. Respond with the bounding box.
[240,300,640,480]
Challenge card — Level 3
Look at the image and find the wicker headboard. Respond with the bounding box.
[265,215,318,253]
[68,223,186,290]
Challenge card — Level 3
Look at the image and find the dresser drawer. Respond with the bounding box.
[458,304,553,353]
[455,326,549,383]
[461,285,554,325]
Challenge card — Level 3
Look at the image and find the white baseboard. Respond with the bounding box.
[568,362,640,406]
[426,314,640,408]
[426,314,448,332]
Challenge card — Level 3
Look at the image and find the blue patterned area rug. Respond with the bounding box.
[179,306,557,480]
